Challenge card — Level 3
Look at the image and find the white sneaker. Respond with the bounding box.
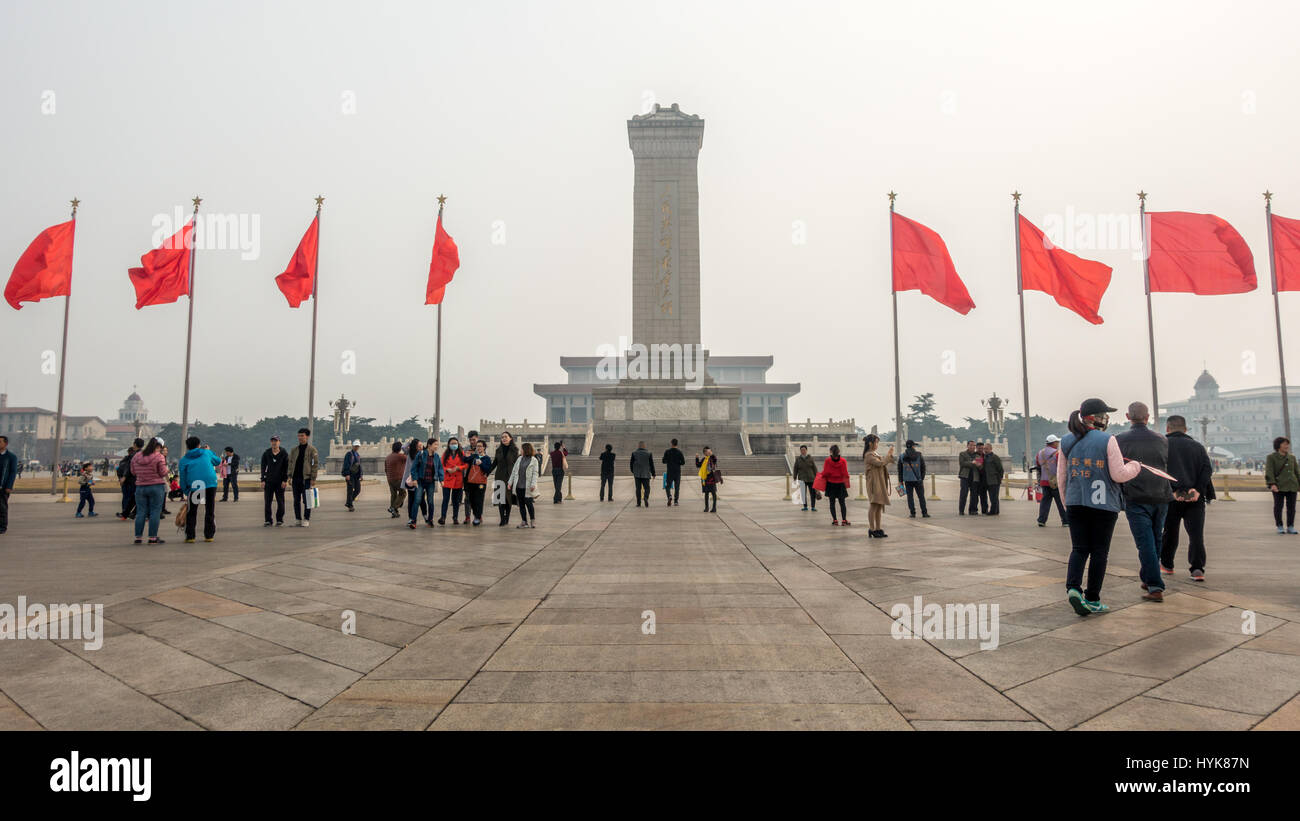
[302,520,310,528]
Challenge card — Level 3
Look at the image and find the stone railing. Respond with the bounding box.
[744,418,857,435]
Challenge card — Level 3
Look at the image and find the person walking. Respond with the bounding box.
[821,444,850,525]
[549,441,568,504]
[0,435,15,534]
[1265,436,1300,534]
[957,440,977,515]
[342,440,363,512]
[179,437,222,543]
[630,441,656,508]
[1035,434,1069,527]
[662,439,685,506]
[1115,402,1173,603]
[1162,415,1214,582]
[440,437,467,524]
[863,434,893,538]
[695,446,720,513]
[117,438,143,521]
[981,444,1004,515]
[289,428,320,527]
[75,462,98,517]
[384,440,407,519]
[598,444,616,501]
[508,442,539,527]
[793,445,818,512]
[130,437,169,545]
[260,435,290,526]
[465,439,492,526]
[219,447,241,502]
[492,431,519,526]
[1058,398,1143,616]
[415,437,443,527]
[897,440,928,519]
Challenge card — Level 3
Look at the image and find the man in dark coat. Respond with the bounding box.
[1115,402,1173,601]
[629,442,656,508]
[1162,415,1213,582]
[957,441,977,515]
[662,439,686,506]
[598,444,616,501]
[981,444,1004,515]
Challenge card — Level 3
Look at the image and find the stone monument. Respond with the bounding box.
[589,104,743,453]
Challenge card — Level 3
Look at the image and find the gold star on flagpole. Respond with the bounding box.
[1011,191,1021,204]
[887,191,897,205]
[192,195,202,211]
[1137,190,1147,206]
[315,195,325,207]
[69,198,80,216]
[1264,190,1273,204]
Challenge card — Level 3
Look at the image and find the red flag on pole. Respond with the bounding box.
[425,211,460,305]
[1270,213,1300,292]
[128,220,194,309]
[891,211,975,314]
[1146,211,1256,294]
[1017,214,1112,324]
[6,219,75,310]
[275,215,319,308]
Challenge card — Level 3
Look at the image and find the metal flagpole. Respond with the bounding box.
[1013,192,1033,479]
[48,198,78,493]
[433,194,446,439]
[889,191,902,449]
[1139,191,1158,425]
[180,195,200,448]
[308,195,323,440]
[1266,190,1291,441]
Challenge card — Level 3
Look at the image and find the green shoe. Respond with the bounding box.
[1067,588,1090,616]
[1083,598,1110,614]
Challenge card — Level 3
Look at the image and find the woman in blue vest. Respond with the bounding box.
[1057,398,1142,616]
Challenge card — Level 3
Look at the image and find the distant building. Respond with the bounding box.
[534,355,799,426]
[106,388,156,445]
[1162,370,1300,458]
[0,393,114,462]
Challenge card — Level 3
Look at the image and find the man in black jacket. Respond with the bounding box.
[662,439,686,506]
[1116,402,1173,601]
[260,435,290,526]
[598,444,616,501]
[1162,415,1213,582]
[116,438,144,520]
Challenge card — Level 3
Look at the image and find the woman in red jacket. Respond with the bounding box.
[821,444,851,526]
[439,437,468,525]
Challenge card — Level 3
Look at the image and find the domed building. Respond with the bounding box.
[105,387,155,446]
[1163,369,1300,458]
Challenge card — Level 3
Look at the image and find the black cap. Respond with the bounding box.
[905,440,916,448]
[1080,398,1117,416]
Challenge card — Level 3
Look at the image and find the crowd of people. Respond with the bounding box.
[0,406,1262,623]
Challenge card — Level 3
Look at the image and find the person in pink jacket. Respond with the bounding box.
[130,437,170,544]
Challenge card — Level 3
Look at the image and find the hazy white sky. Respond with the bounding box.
[2,0,1298,432]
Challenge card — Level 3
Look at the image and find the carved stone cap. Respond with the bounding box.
[629,102,702,123]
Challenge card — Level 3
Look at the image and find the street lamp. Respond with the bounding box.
[1195,415,1215,445]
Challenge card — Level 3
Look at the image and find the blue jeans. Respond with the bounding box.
[1124,502,1167,592]
[408,482,436,523]
[134,484,166,539]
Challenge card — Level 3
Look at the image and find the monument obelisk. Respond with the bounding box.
[591,104,742,450]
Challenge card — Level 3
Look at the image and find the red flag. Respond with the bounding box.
[275,215,319,308]
[1017,214,1112,325]
[891,211,975,314]
[6,220,75,310]
[1270,213,1300,292]
[425,212,460,305]
[1146,211,1256,294]
[128,220,194,309]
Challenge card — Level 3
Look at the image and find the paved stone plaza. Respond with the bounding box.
[0,477,1297,730]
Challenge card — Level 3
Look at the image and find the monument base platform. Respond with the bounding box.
[590,380,744,458]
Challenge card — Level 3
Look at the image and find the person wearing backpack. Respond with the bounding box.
[897,440,928,519]
[1058,398,1143,616]
[407,437,443,529]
